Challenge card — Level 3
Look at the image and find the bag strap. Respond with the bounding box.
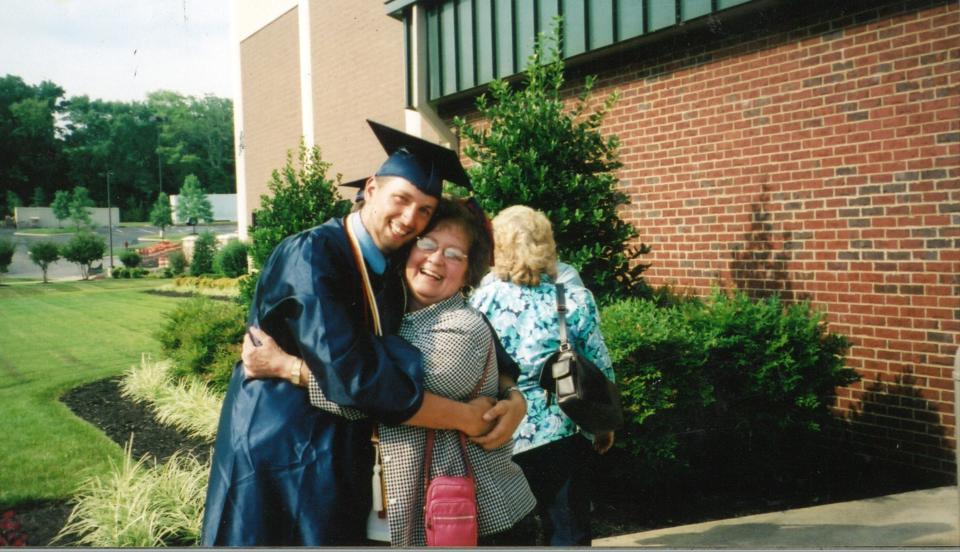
[555,283,571,352]
[423,340,494,492]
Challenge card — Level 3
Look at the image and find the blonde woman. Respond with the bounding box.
[470,205,616,546]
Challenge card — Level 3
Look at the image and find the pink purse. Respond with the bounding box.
[423,430,478,547]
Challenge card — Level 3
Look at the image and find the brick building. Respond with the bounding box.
[232,0,958,477]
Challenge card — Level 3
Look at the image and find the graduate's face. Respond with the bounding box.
[362,176,438,253]
[404,222,470,311]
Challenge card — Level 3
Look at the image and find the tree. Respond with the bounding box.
[177,174,213,234]
[250,140,351,268]
[0,238,14,283]
[4,191,22,217]
[0,76,66,212]
[190,231,217,276]
[148,91,235,194]
[455,24,649,304]
[50,190,71,228]
[149,192,173,239]
[68,186,94,230]
[60,231,106,280]
[30,187,44,207]
[28,241,59,283]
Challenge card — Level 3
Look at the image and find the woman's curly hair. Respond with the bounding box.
[490,205,557,287]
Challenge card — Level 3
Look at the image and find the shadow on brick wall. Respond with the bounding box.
[835,372,955,481]
[729,186,800,301]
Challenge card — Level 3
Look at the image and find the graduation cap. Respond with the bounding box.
[343,120,470,200]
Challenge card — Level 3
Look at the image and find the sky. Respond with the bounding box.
[1,0,232,103]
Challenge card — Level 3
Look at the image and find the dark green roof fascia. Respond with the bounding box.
[385,0,422,18]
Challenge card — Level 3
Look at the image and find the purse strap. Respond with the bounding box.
[555,283,571,352]
[423,340,494,492]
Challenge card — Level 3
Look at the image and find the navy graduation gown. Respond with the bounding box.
[200,218,424,546]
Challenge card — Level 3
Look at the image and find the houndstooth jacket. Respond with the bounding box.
[308,292,536,546]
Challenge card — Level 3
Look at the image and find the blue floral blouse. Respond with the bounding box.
[470,275,614,455]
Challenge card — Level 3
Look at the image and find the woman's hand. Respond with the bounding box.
[242,326,292,379]
[469,389,527,450]
[593,431,615,454]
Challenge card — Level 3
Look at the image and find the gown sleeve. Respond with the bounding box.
[249,223,425,426]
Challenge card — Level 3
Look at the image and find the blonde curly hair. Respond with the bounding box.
[490,205,557,286]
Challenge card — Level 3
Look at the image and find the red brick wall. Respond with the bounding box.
[448,0,959,476]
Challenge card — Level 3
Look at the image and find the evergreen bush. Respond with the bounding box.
[601,291,857,480]
[119,249,142,269]
[189,232,217,277]
[167,250,187,276]
[249,139,351,269]
[213,239,248,278]
[455,22,649,304]
[155,297,245,392]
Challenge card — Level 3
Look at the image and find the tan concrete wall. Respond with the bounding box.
[239,7,302,222]
[15,207,119,229]
[310,0,407,184]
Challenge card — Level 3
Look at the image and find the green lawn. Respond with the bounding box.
[0,279,186,507]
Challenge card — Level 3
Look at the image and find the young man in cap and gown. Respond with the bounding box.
[200,121,526,546]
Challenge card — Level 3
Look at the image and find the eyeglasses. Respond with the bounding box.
[415,236,468,262]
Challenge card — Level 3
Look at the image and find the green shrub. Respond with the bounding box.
[119,248,142,269]
[601,299,713,466]
[155,297,245,392]
[111,267,148,279]
[693,291,857,439]
[167,250,187,276]
[601,290,856,480]
[213,239,248,278]
[189,232,217,277]
[236,271,259,311]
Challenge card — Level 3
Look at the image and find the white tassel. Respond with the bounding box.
[372,463,384,512]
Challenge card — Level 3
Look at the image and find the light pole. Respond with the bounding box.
[106,170,114,275]
[152,115,165,195]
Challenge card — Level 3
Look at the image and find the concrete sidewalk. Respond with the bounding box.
[594,486,959,548]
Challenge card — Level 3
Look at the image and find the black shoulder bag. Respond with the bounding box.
[538,283,623,434]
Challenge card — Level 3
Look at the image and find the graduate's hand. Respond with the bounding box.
[593,431,615,455]
[460,396,497,438]
[469,390,526,450]
[242,326,289,379]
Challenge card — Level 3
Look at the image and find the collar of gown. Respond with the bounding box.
[349,211,387,275]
